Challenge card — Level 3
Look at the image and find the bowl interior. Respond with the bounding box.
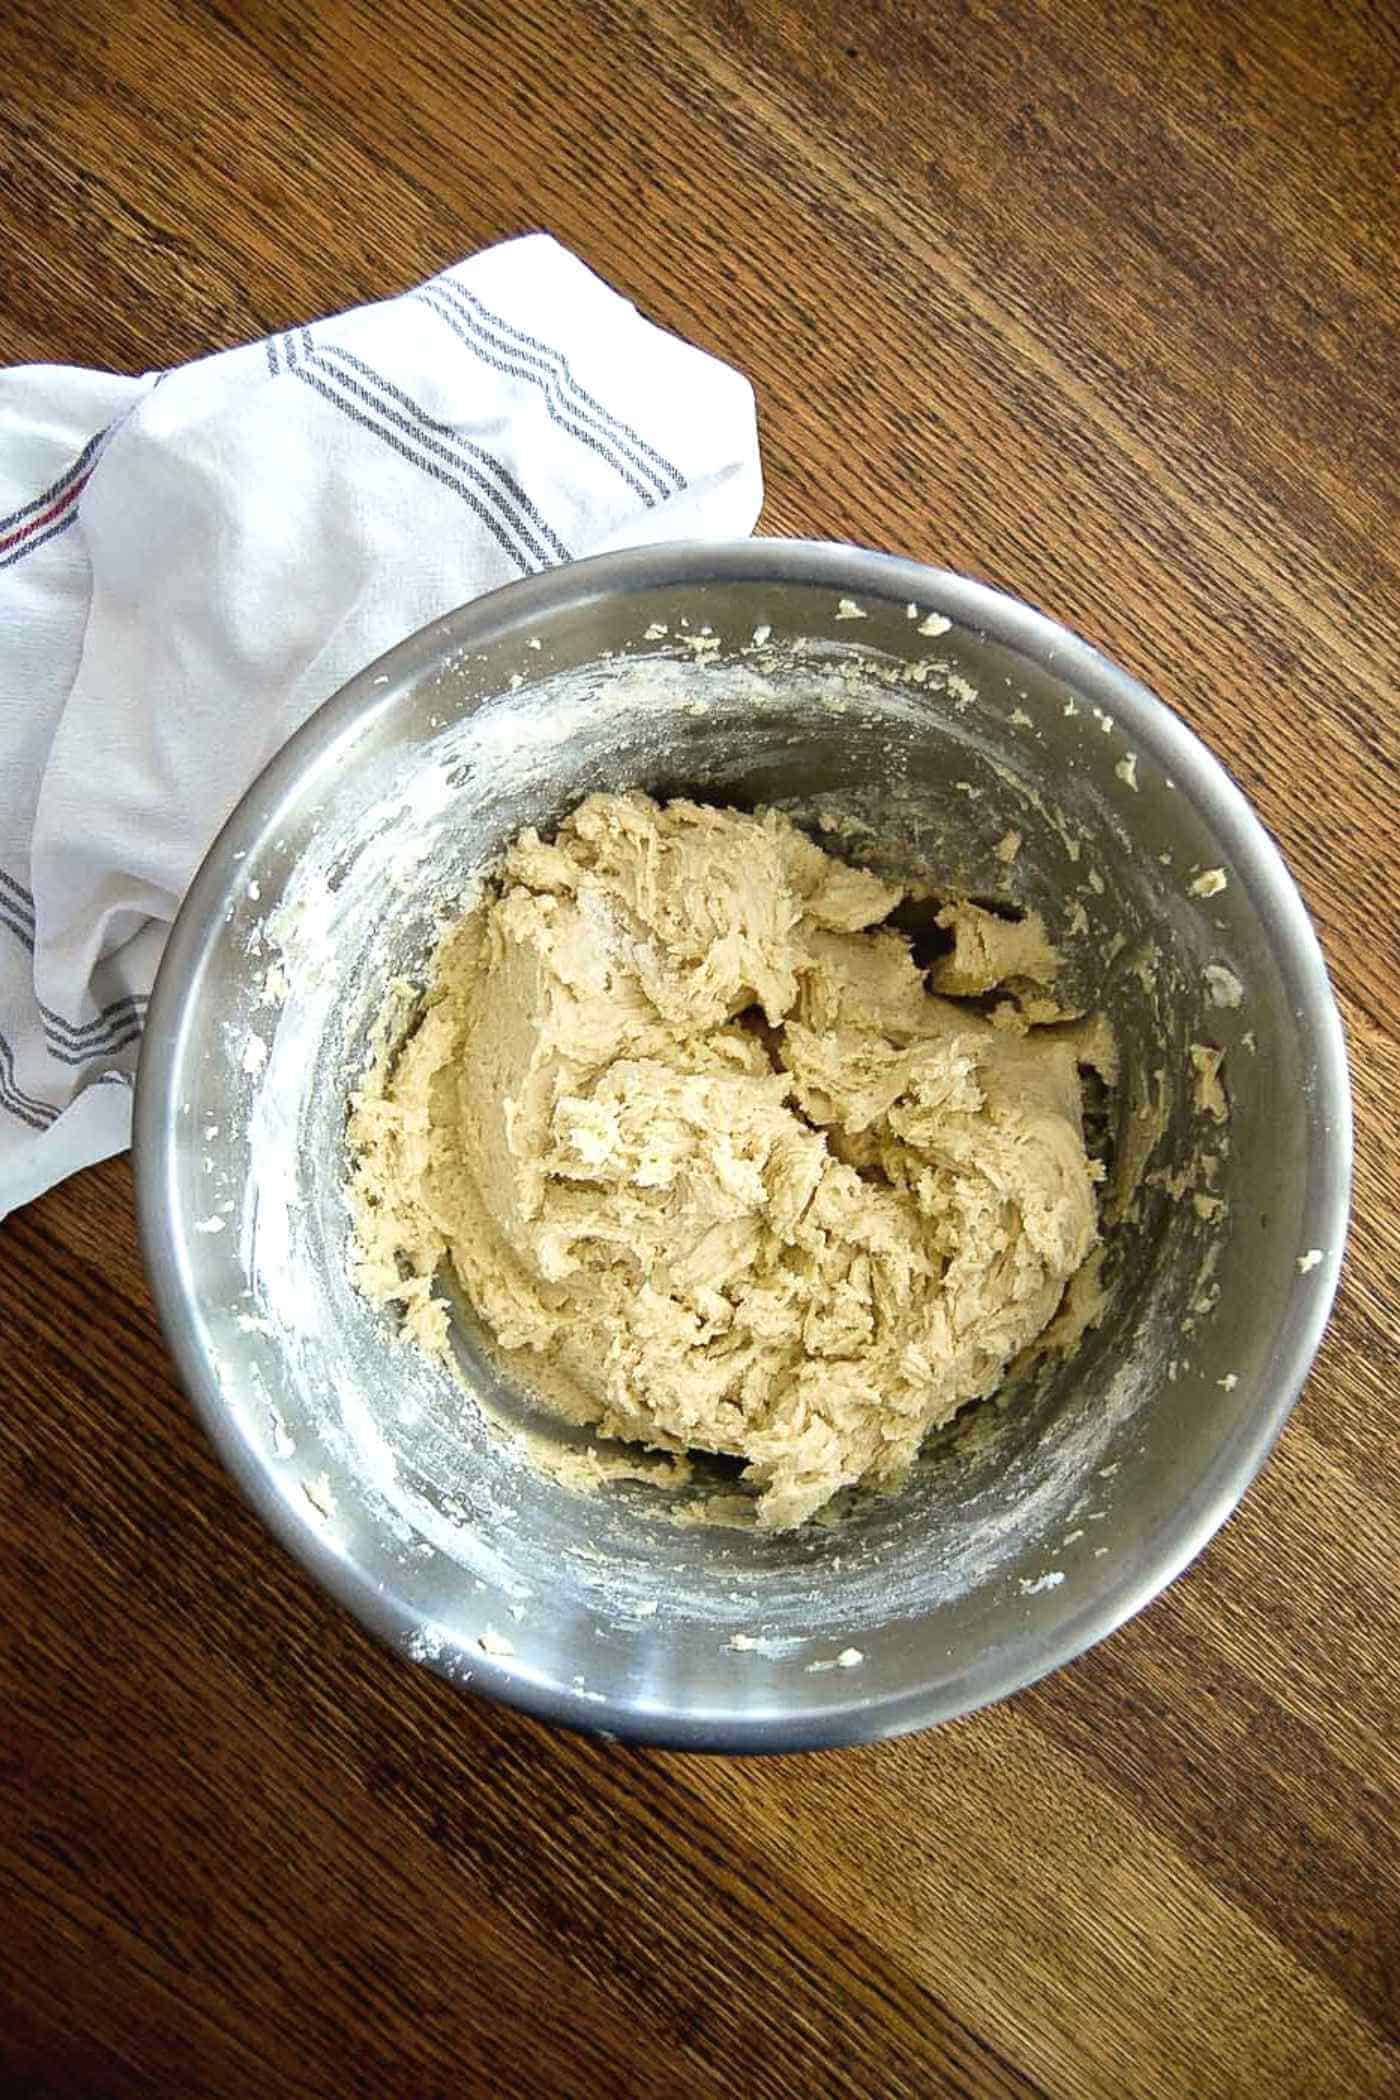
[138,549,1348,1747]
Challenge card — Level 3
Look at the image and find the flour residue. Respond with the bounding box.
[200,613,1262,1704]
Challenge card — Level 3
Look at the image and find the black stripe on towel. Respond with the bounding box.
[0,507,81,573]
[290,359,544,572]
[0,423,109,538]
[0,1030,59,1129]
[414,285,659,510]
[0,869,35,930]
[430,273,683,500]
[312,342,571,567]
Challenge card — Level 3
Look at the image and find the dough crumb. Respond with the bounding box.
[1189,867,1228,898]
[478,1629,515,1657]
[1297,1248,1324,1274]
[302,1474,335,1520]
[1189,1043,1229,1123]
[930,899,1061,995]
[835,597,866,620]
[1114,753,1138,790]
[994,829,1023,864]
[918,612,951,637]
[807,1647,865,1671]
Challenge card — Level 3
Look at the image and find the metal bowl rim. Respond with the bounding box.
[134,538,1353,1752]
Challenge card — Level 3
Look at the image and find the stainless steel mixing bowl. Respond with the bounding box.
[134,541,1351,1750]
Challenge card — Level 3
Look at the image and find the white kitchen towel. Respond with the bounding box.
[0,233,763,1219]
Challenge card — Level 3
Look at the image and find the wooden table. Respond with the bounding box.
[3,3,1397,2094]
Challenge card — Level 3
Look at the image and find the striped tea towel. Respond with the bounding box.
[0,233,763,1220]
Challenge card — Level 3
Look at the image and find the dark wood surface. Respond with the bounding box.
[3,3,1398,2094]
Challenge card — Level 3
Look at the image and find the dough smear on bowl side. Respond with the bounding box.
[348,792,1113,1530]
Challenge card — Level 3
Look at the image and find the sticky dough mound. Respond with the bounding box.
[349,793,1105,1530]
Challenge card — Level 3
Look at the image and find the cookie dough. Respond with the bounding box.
[349,793,1106,1529]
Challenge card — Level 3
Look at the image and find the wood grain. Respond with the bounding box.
[2,2,1397,2094]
